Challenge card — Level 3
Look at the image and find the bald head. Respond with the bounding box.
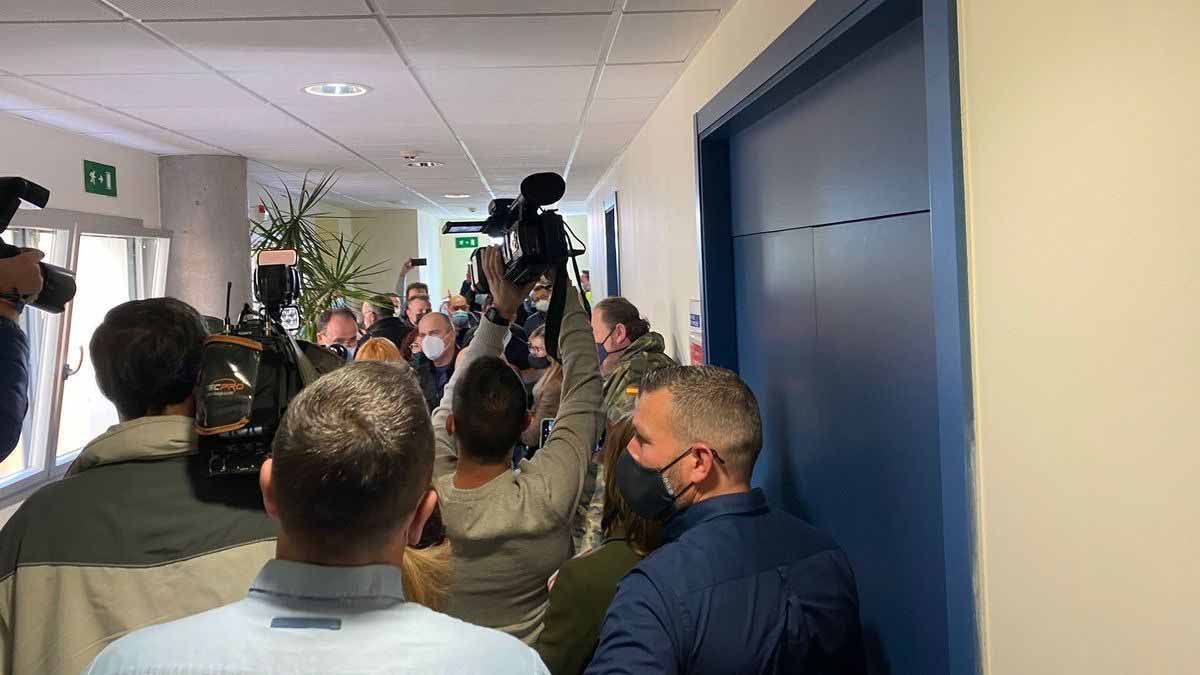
[418,311,451,333]
[449,295,470,313]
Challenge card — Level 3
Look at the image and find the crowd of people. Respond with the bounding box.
[0,246,867,675]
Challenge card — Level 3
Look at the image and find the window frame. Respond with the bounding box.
[0,208,172,507]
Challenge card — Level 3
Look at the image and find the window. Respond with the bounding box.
[0,212,170,499]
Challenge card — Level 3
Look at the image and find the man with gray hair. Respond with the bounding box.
[586,365,866,675]
[84,361,548,675]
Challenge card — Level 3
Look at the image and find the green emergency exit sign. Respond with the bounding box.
[455,236,478,249]
[84,160,117,197]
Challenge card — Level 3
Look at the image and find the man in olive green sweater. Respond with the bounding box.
[432,248,604,644]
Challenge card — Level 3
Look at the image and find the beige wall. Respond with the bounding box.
[586,0,817,359]
[0,113,161,227]
[960,1,1200,672]
[345,209,420,296]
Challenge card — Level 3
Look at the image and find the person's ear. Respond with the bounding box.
[407,490,439,546]
[259,458,280,521]
[446,414,456,437]
[692,444,721,485]
[614,323,628,345]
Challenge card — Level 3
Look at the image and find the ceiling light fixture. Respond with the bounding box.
[407,161,443,168]
[443,193,471,199]
[303,82,371,97]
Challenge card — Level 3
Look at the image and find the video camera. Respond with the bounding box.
[0,177,78,313]
[445,172,588,361]
[195,249,340,476]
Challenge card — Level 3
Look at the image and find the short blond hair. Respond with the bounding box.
[355,337,403,362]
[639,366,763,481]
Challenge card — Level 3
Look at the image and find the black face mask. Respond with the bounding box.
[528,355,551,369]
[614,447,696,522]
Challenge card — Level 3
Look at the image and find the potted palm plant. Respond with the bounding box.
[250,171,387,340]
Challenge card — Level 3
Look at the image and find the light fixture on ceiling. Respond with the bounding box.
[303,82,371,97]
[407,161,443,168]
[443,193,471,199]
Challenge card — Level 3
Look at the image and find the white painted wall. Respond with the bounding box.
[959,1,1200,673]
[0,113,161,228]
[417,209,445,302]
[586,0,817,360]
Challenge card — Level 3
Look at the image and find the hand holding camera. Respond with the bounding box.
[482,246,538,322]
[0,249,44,321]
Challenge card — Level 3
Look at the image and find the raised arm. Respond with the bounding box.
[526,280,603,521]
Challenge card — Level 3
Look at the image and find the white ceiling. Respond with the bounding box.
[0,0,735,215]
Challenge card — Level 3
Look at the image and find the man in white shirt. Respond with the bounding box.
[84,360,547,675]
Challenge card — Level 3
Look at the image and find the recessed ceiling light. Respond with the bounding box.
[407,161,443,168]
[443,193,471,199]
[303,82,371,97]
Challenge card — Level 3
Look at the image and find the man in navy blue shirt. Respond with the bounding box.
[586,366,866,675]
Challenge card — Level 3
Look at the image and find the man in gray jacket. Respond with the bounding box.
[433,248,603,644]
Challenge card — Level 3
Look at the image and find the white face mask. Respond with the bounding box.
[423,334,447,361]
[534,299,550,313]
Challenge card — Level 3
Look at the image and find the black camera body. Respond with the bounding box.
[455,172,573,296]
[0,177,77,314]
[195,250,341,476]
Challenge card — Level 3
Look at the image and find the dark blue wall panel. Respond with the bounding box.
[734,228,820,518]
[728,19,928,236]
[811,213,947,675]
[730,12,952,675]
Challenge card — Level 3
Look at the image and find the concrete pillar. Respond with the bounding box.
[160,155,249,319]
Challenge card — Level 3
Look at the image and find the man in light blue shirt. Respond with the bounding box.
[84,361,548,675]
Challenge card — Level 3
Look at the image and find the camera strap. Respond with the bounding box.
[285,332,320,386]
[544,260,570,362]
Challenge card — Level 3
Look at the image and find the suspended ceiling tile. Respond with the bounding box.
[379,0,614,15]
[417,65,595,103]
[0,77,92,110]
[230,67,423,107]
[624,0,725,10]
[88,129,223,156]
[154,18,397,73]
[586,97,658,125]
[356,137,465,160]
[441,96,585,126]
[282,105,452,145]
[0,22,206,75]
[389,15,609,68]
[114,0,372,20]
[30,73,261,108]
[595,62,684,99]
[13,106,168,135]
[0,0,121,21]
[113,104,286,131]
[608,10,718,64]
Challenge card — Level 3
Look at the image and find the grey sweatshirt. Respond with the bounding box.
[432,287,603,644]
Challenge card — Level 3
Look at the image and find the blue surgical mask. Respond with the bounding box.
[451,310,471,327]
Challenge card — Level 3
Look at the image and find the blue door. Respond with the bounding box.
[730,19,949,674]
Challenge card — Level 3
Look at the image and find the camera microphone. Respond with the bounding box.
[518,172,566,208]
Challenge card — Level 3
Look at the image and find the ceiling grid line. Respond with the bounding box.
[364,0,497,206]
[2,0,734,214]
[563,1,628,183]
[90,0,453,215]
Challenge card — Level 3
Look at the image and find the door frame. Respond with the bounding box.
[693,1,979,673]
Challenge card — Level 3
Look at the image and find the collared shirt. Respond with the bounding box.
[84,560,549,675]
[586,489,867,675]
